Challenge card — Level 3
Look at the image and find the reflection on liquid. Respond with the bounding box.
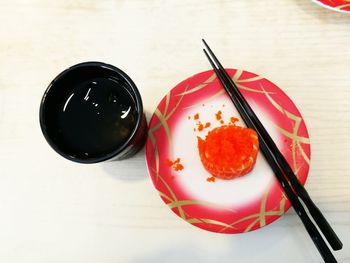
[63,93,75,112]
[56,77,137,158]
[121,106,131,119]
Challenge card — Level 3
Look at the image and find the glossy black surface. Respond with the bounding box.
[40,62,146,163]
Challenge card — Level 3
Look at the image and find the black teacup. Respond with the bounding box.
[40,62,147,163]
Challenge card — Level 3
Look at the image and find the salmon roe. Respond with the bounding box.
[197,125,259,180]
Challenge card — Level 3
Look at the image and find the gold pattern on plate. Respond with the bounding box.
[231,70,274,94]
[167,199,236,212]
[157,184,239,230]
[273,124,310,144]
[149,85,190,173]
[259,184,271,227]
[158,191,173,202]
[217,76,312,232]
[231,68,264,84]
[236,83,275,94]
[148,77,241,229]
[291,119,301,171]
[184,70,274,109]
[261,85,301,121]
[155,169,186,220]
[186,218,236,229]
[237,76,264,83]
[279,195,286,211]
[163,92,171,117]
[149,85,189,134]
[220,209,285,233]
[336,4,350,10]
[297,142,310,165]
[222,194,287,233]
[293,165,302,180]
[231,69,243,82]
[261,84,310,173]
[276,126,302,175]
[148,130,160,183]
[149,74,309,233]
[154,109,173,146]
[244,218,260,233]
[175,73,216,96]
[184,89,225,109]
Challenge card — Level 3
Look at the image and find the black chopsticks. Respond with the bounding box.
[202,39,342,263]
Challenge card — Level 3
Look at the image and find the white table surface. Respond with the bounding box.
[1,0,350,262]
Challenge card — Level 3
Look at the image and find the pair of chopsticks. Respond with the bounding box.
[202,39,342,263]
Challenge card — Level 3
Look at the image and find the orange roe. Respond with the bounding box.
[167,158,184,172]
[166,159,174,167]
[174,163,184,171]
[215,110,222,120]
[230,117,239,124]
[206,176,216,182]
[194,113,199,120]
[195,120,211,132]
[167,158,180,167]
[197,121,204,131]
[197,125,259,180]
[220,120,224,124]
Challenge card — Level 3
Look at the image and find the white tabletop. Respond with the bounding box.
[1,0,349,262]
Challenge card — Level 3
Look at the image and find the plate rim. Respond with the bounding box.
[312,0,350,13]
[145,68,311,234]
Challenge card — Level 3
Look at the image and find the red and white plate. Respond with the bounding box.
[145,69,311,234]
[313,0,350,13]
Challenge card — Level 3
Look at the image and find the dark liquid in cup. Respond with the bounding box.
[55,77,137,159]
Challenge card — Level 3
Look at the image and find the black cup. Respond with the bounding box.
[40,62,147,163]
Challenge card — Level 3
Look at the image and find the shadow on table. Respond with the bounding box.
[101,110,153,181]
[101,146,148,181]
[129,213,320,262]
[129,244,200,263]
[224,214,319,262]
[293,0,350,23]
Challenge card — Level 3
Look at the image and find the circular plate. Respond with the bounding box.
[145,69,311,234]
[312,0,350,13]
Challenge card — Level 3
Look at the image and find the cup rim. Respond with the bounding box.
[39,61,144,163]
